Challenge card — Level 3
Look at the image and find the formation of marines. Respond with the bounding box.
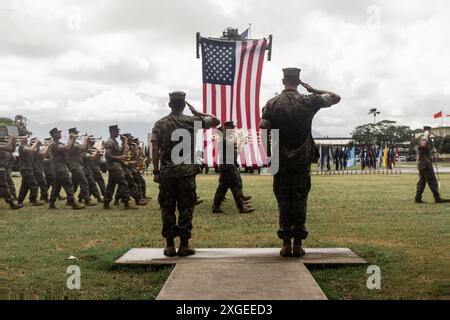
[0,126,149,211]
[2,67,447,258]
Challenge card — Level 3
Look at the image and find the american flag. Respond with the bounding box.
[201,37,268,168]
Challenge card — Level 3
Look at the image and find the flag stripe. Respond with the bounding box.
[201,37,267,167]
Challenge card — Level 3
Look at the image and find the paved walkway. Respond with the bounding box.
[116,248,366,300]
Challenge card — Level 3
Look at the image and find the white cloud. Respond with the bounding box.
[1,0,450,137]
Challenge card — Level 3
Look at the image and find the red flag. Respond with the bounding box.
[434,111,443,119]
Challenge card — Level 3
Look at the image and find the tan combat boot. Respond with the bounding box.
[163,238,177,257]
[280,239,292,257]
[177,239,196,257]
[71,200,86,210]
[239,203,255,214]
[31,199,46,207]
[8,200,24,210]
[85,199,97,206]
[292,239,306,257]
[124,201,138,210]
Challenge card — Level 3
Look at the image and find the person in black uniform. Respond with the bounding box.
[17,138,45,206]
[48,128,85,210]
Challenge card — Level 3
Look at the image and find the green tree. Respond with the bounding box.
[0,115,32,136]
[351,120,413,145]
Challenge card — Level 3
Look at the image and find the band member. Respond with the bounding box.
[120,135,148,206]
[151,91,220,257]
[32,138,49,203]
[48,128,85,210]
[103,125,137,210]
[260,68,341,257]
[67,128,96,206]
[81,140,104,203]
[17,137,45,206]
[6,151,17,199]
[91,154,106,198]
[212,121,255,214]
[1,136,23,209]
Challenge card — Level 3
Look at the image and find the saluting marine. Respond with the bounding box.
[260,68,341,257]
[151,91,220,257]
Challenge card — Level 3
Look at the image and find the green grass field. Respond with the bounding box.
[3,173,449,300]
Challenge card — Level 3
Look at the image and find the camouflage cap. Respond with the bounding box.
[109,125,120,131]
[423,126,432,131]
[68,127,79,135]
[169,91,186,103]
[49,127,62,136]
[283,68,301,81]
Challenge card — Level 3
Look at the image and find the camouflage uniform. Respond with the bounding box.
[104,137,130,204]
[0,146,15,204]
[416,140,440,201]
[213,131,245,210]
[92,158,106,197]
[262,89,331,241]
[43,158,55,196]
[6,153,17,198]
[49,142,75,204]
[68,143,90,202]
[17,145,40,203]
[152,113,211,240]
[33,150,48,201]
[82,152,101,200]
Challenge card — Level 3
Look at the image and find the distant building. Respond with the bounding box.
[431,126,450,138]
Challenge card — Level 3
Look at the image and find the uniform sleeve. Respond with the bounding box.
[261,102,272,121]
[151,122,160,143]
[305,94,329,112]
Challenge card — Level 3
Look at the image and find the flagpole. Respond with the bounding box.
[249,23,252,38]
[442,109,444,127]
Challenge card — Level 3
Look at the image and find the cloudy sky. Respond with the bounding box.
[1,0,449,137]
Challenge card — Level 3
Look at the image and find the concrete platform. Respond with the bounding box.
[157,262,327,300]
[115,248,366,265]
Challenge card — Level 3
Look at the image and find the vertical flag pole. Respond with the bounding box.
[249,23,252,39]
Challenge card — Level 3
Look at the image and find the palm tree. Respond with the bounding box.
[369,108,381,125]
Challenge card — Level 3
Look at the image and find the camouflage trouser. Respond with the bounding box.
[0,170,14,203]
[71,168,90,202]
[86,174,101,199]
[18,170,39,203]
[6,169,17,198]
[132,169,146,198]
[105,168,130,204]
[213,168,244,209]
[92,167,105,197]
[34,170,48,200]
[274,167,311,241]
[158,175,197,240]
[50,170,75,203]
[44,169,55,195]
[416,168,440,200]
[122,167,140,200]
